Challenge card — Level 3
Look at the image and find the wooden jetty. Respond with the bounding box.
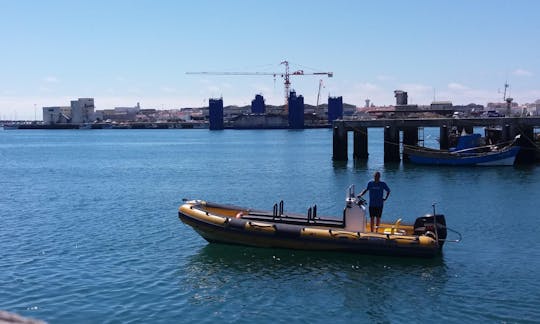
[332,117,540,164]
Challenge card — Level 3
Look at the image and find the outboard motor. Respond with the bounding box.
[413,214,448,248]
[344,185,367,232]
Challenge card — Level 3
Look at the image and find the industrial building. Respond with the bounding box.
[209,98,224,130]
[42,106,71,124]
[95,103,141,122]
[71,98,95,124]
[288,91,305,129]
[42,98,96,125]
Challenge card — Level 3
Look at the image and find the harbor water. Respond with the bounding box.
[1,128,539,323]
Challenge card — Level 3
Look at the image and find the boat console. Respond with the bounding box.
[343,185,367,232]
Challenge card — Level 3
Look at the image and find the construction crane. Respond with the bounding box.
[316,79,325,108]
[186,61,333,111]
[502,81,510,101]
[503,82,513,116]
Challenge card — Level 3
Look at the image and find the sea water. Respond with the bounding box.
[1,128,539,323]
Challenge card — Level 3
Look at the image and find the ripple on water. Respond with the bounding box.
[2,129,540,323]
[174,244,450,322]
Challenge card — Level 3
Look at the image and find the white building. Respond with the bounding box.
[94,102,140,121]
[114,102,140,114]
[42,106,71,124]
[431,101,453,111]
[71,98,95,124]
[42,98,96,124]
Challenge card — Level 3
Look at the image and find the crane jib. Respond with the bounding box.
[186,61,333,111]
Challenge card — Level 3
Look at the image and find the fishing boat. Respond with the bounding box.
[403,134,520,166]
[178,186,460,258]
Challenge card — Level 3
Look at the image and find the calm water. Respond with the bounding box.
[1,128,539,323]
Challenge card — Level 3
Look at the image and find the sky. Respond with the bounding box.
[1,0,539,120]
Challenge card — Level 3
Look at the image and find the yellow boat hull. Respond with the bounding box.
[178,200,445,258]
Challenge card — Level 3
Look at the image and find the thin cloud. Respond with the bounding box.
[38,86,53,93]
[338,82,390,106]
[353,82,380,92]
[2,90,16,96]
[249,83,274,95]
[398,83,432,93]
[206,85,221,93]
[376,75,395,81]
[160,86,178,93]
[513,69,533,77]
[43,76,59,83]
[448,82,469,91]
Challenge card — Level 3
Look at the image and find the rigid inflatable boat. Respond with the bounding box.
[178,186,458,258]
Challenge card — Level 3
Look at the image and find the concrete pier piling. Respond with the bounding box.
[439,125,449,150]
[353,127,368,159]
[384,126,400,162]
[332,117,540,164]
[516,125,536,164]
[503,124,512,142]
[332,122,348,161]
[402,127,418,160]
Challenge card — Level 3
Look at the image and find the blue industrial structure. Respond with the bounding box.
[251,94,266,114]
[328,96,343,123]
[288,91,304,129]
[209,98,224,130]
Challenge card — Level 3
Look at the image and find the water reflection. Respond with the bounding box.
[190,244,442,270]
[352,159,368,170]
[341,253,449,322]
[180,244,450,321]
[332,160,349,172]
[382,162,401,172]
[401,162,538,185]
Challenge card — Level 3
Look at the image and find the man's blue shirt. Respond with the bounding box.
[366,181,390,207]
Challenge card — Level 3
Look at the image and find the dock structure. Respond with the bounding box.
[332,117,540,164]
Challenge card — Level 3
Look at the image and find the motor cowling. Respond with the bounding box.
[413,214,448,247]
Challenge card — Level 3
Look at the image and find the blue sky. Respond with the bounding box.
[1,0,539,119]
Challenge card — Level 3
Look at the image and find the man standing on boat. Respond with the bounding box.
[359,171,390,232]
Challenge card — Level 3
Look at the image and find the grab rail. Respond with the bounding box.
[440,227,462,243]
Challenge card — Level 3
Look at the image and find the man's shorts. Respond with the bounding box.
[369,206,383,218]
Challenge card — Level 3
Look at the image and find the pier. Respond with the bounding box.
[333,117,540,164]
[1,121,209,130]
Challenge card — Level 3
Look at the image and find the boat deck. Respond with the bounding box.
[192,201,415,234]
